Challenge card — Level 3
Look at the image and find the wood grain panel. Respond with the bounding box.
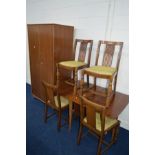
[39,25,53,101]
[27,25,41,97]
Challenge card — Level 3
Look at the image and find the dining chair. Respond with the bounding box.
[42,80,69,131]
[77,80,120,154]
[57,39,93,96]
[83,40,123,106]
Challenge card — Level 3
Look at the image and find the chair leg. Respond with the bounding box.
[111,127,117,144]
[73,70,75,80]
[106,80,112,107]
[97,134,103,155]
[57,111,62,131]
[114,123,120,143]
[73,69,78,96]
[77,123,83,145]
[69,101,73,131]
[44,105,48,123]
[87,75,89,88]
[93,77,97,90]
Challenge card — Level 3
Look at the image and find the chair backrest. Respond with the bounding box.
[80,95,107,133]
[74,39,93,65]
[95,41,123,70]
[42,81,60,109]
[94,41,123,91]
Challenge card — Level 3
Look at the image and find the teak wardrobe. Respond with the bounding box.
[27,24,74,102]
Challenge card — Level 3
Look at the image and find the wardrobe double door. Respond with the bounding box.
[28,24,74,102]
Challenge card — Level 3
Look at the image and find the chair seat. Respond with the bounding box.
[85,66,117,76]
[83,113,118,131]
[54,96,69,108]
[59,60,87,68]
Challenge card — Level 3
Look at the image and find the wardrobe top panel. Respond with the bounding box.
[27,23,74,28]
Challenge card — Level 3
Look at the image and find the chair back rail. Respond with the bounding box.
[42,81,61,109]
[74,39,93,65]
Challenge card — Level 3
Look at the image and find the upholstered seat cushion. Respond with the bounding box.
[85,66,117,76]
[83,113,118,131]
[54,96,69,108]
[59,60,86,68]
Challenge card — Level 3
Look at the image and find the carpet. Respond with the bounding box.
[26,84,129,155]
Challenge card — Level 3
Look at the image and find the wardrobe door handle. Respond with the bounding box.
[33,45,35,49]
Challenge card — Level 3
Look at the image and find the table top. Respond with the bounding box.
[58,82,129,118]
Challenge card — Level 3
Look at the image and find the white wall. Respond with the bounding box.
[26,0,129,130]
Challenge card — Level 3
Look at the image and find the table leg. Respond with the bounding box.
[69,100,73,131]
